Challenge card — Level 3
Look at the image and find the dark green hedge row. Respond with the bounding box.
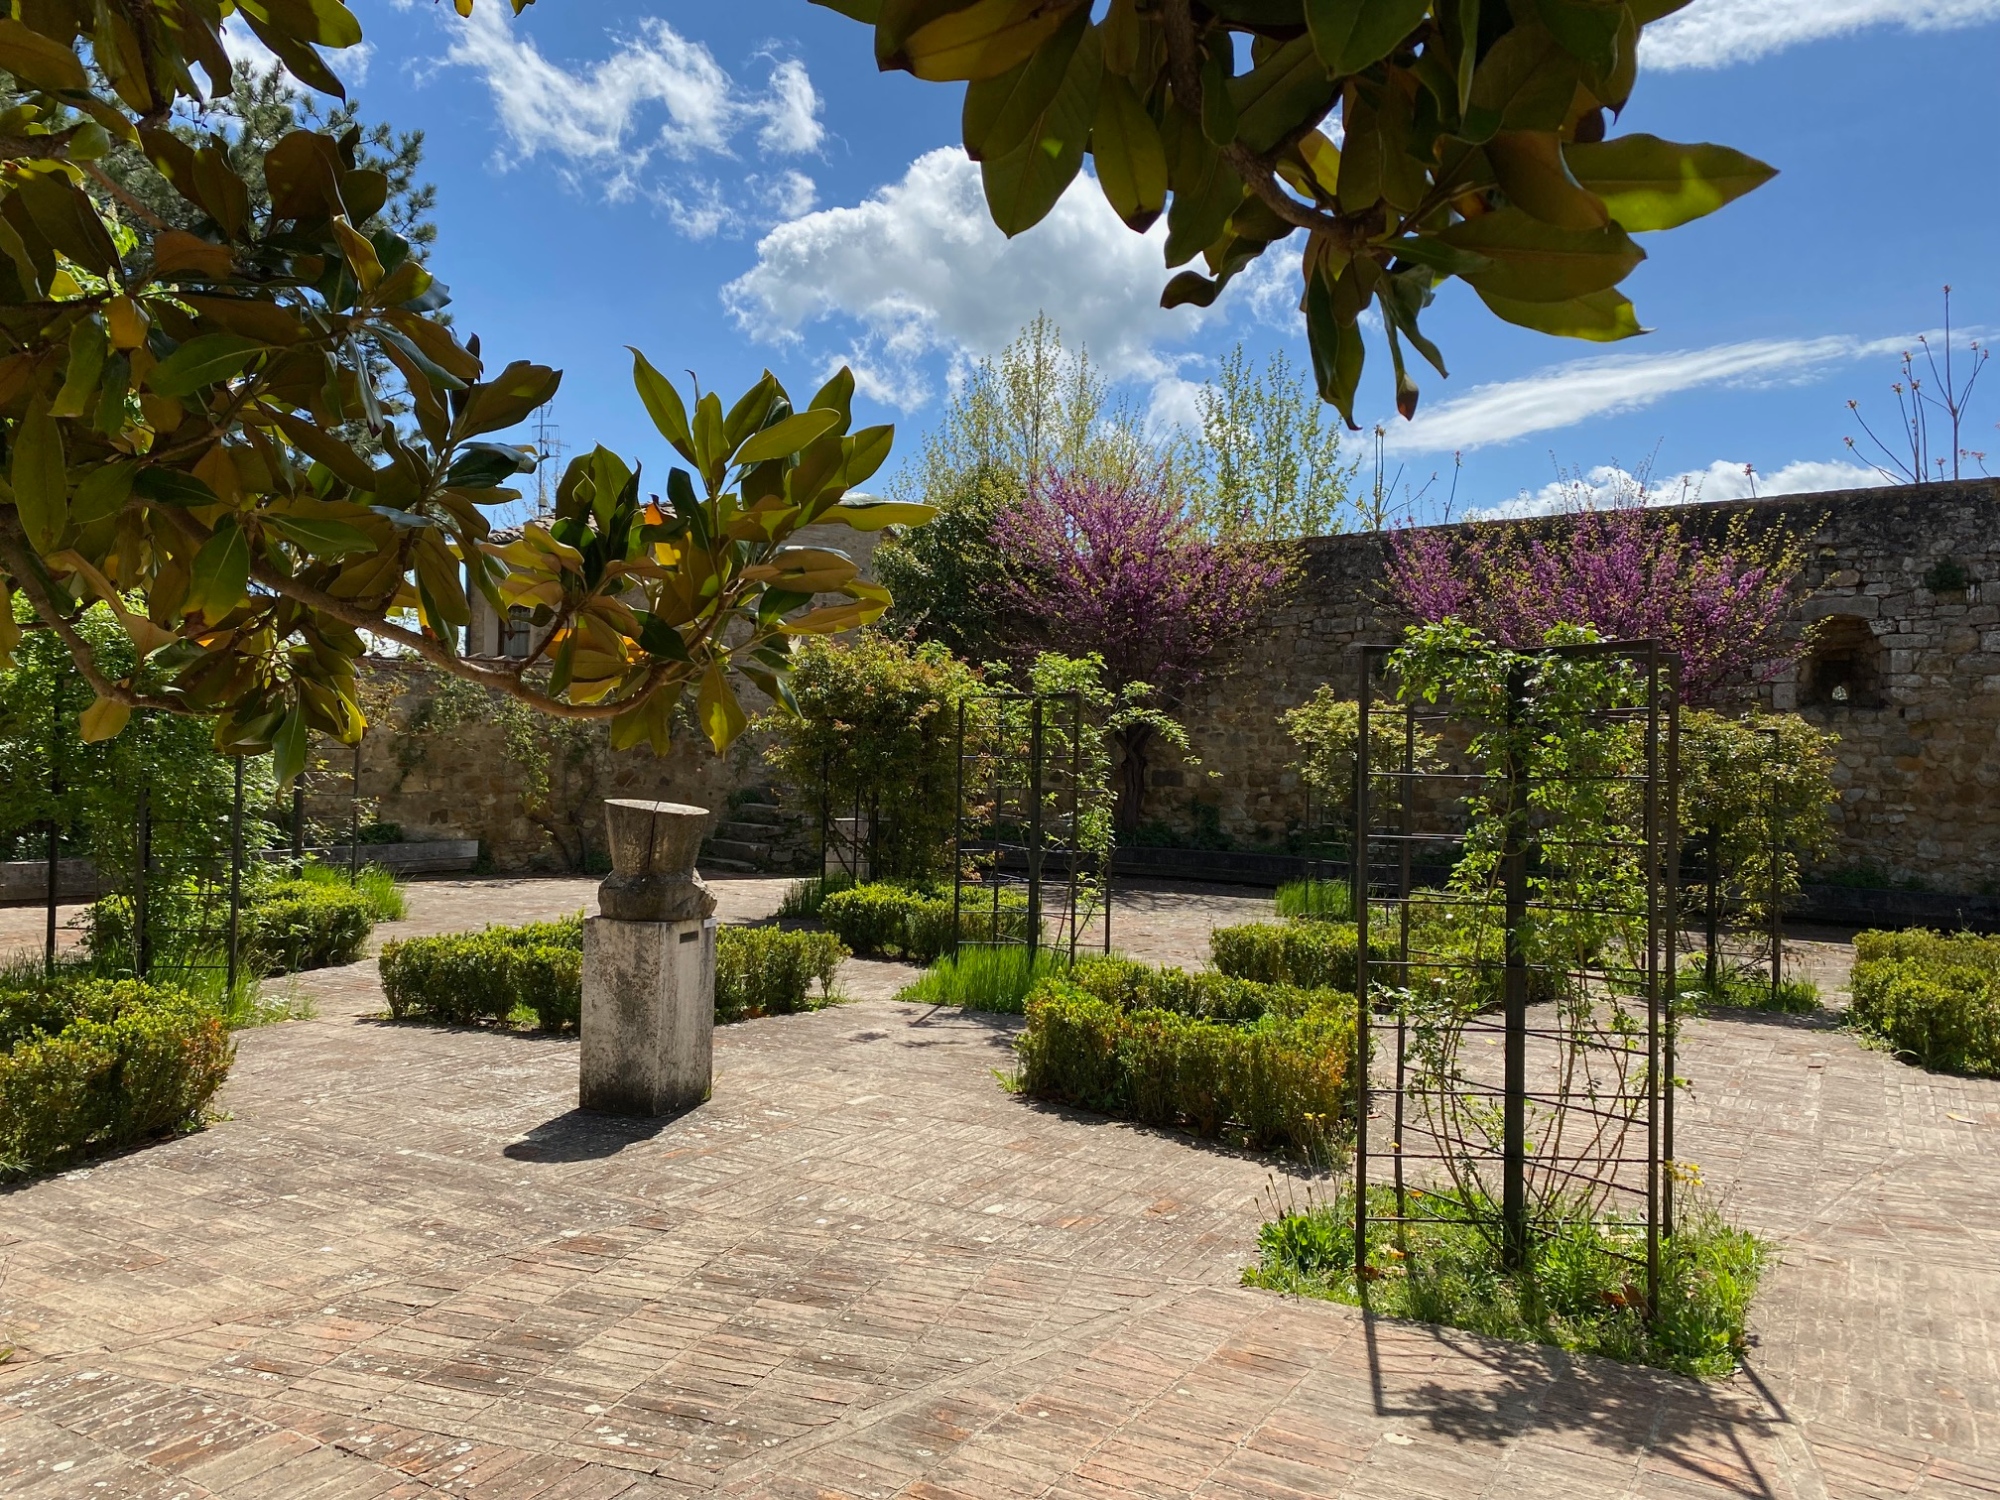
[1015,976,1356,1160]
[819,882,1032,963]
[86,878,378,976]
[1851,929,2000,1076]
[1066,955,1343,1023]
[379,916,847,1030]
[1211,918,1530,1009]
[0,978,234,1172]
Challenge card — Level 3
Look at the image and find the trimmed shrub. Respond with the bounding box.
[0,979,233,1172]
[1211,922,1364,991]
[716,927,847,1021]
[380,916,843,1030]
[1015,976,1356,1159]
[85,877,378,977]
[819,882,1032,963]
[1067,955,1335,1022]
[242,880,376,973]
[1850,929,2000,1076]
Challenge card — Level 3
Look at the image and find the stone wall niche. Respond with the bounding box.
[579,799,718,1117]
[1801,614,1886,710]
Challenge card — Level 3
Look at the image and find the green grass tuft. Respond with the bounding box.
[1245,1186,1770,1378]
[1274,879,1354,922]
[777,872,857,920]
[898,944,1073,1014]
[1678,962,1819,1014]
[295,860,407,922]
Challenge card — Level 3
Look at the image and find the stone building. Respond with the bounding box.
[344,480,2000,896]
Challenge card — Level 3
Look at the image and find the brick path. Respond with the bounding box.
[1,878,1996,1498]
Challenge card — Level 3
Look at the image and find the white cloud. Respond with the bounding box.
[1643,0,2000,68]
[723,148,1228,410]
[440,5,821,215]
[1383,333,1912,456]
[1473,458,1891,518]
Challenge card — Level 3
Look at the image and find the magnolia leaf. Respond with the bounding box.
[823,498,937,531]
[454,361,561,438]
[0,576,19,669]
[630,348,696,460]
[980,21,1099,236]
[1304,0,1429,75]
[0,17,90,89]
[146,333,263,397]
[962,4,1087,161]
[1164,111,1244,268]
[187,516,252,618]
[697,660,747,751]
[898,0,1084,82]
[1474,284,1645,341]
[1565,134,1778,232]
[79,696,132,742]
[1228,35,1336,156]
[735,409,843,466]
[1305,267,1365,428]
[265,514,374,556]
[1440,208,1643,303]
[1486,130,1608,231]
[841,425,896,487]
[273,708,308,785]
[1092,71,1168,232]
[11,394,68,548]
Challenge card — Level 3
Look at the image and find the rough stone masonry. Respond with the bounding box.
[336,481,1999,896]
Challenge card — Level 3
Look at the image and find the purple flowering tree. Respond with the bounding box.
[994,472,1287,825]
[1385,508,1805,703]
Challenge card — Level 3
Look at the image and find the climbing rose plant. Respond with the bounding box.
[1384,507,1807,703]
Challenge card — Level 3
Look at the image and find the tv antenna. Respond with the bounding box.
[532,402,563,517]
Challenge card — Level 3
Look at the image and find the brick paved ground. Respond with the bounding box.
[1,877,1996,1498]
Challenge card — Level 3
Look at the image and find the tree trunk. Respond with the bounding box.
[1115,723,1154,831]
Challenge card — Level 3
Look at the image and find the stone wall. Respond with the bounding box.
[336,480,2000,894]
[1151,479,2000,893]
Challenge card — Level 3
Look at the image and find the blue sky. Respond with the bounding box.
[282,0,2000,521]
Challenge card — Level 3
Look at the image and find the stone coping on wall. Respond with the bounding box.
[0,838,479,907]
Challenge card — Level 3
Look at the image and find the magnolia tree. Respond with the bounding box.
[995,471,1285,823]
[1384,507,1806,702]
[812,0,1775,424]
[0,0,921,778]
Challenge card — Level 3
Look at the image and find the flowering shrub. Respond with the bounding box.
[1385,508,1807,703]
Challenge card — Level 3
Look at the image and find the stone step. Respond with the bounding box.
[712,825,777,848]
[726,805,786,828]
[703,838,771,864]
[699,855,759,874]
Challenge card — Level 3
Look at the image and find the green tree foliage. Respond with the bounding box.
[875,464,1019,661]
[895,314,1177,505]
[1194,345,1358,539]
[1678,709,1838,926]
[2,595,271,872]
[814,0,1775,423]
[757,633,981,882]
[1281,685,1441,839]
[0,4,913,779]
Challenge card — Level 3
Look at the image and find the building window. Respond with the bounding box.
[502,606,533,659]
[1801,614,1883,708]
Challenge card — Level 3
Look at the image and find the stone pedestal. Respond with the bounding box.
[579,800,719,1117]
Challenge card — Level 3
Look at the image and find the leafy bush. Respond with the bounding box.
[1066,955,1336,1022]
[380,917,583,1030]
[716,928,847,1022]
[84,874,380,977]
[1211,922,1365,992]
[0,978,233,1173]
[242,880,377,974]
[1015,976,1355,1160]
[1850,929,2000,1076]
[819,882,1033,963]
[1245,1187,1769,1378]
[381,915,843,1030]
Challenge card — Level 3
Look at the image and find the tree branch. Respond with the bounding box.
[0,515,183,713]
